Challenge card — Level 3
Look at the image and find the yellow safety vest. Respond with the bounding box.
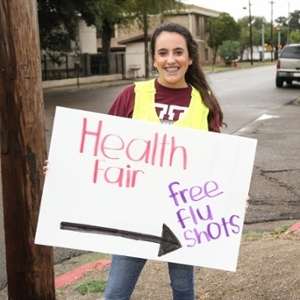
[132,79,209,131]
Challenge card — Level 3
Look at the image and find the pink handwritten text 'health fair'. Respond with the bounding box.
[79,118,188,187]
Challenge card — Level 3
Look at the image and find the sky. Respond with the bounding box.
[182,0,299,22]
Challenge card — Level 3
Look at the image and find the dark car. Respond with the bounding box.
[276,44,300,88]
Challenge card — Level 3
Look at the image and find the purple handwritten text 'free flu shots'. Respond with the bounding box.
[168,181,240,247]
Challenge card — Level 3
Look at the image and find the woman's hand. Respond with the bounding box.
[245,195,250,213]
[43,160,49,175]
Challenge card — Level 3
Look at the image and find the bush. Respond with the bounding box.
[218,40,240,64]
[76,279,107,294]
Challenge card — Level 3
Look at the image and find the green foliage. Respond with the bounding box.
[230,13,296,60]
[236,14,296,58]
[96,0,182,41]
[218,40,240,62]
[47,52,67,67]
[96,0,133,39]
[95,0,181,77]
[242,231,271,241]
[289,30,300,44]
[75,279,107,294]
[274,224,292,234]
[279,10,300,32]
[123,0,182,26]
[237,16,266,57]
[110,0,182,78]
[38,0,100,52]
[207,13,241,63]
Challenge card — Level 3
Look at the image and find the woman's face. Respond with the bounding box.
[153,31,192,89]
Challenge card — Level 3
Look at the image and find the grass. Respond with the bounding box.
[75,279,107,295]
[242,223,295,241]
[273,224,293,234]
[242,231,272,241]
[202,60,276,73]
[77,252,112,265]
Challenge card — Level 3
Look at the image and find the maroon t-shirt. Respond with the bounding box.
[108,79,220,132]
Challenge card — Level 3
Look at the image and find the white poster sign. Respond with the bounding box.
[35,107,257,272]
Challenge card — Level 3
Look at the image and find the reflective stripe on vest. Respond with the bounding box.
[132,79,209,131]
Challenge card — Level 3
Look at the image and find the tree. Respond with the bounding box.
[38,0,181,76]
[237,16,266,61]
[218,40,240,64]
[207,13,241,65]
[276,10,300,44]
[237,16,253,60]
[131,0,183,78]
[96,0,133,74]
[38,0,100,52]
[289,30,300,44]
[287,10,300,32]
[98,0,182,78]
[275,16,288,27]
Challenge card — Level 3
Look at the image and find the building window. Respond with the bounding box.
[195,16,200,36]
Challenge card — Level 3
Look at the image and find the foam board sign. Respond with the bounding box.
[35,106,257,272]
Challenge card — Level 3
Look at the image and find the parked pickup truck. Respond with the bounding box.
[276,44,300,88]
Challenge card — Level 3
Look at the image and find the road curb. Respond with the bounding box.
[55,259,111,289]
[285,221,300,234]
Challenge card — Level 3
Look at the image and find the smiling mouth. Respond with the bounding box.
[165,67,179,73]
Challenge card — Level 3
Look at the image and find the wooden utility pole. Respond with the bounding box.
[0,1,55,299]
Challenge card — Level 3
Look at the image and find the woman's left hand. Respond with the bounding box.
[245,195,250,213]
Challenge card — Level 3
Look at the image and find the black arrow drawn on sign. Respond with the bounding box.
[60,221,182,257]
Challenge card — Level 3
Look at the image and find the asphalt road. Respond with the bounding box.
[0,64,300,290]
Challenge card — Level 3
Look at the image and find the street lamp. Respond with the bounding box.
[243,0,253,65]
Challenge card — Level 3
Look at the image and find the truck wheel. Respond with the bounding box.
[286,79,292,85]
[276,77,283,88]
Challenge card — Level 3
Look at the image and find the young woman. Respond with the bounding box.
[104,22,226,300]
[41,22,250,299]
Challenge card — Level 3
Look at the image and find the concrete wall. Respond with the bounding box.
[78,20,97,54]
[242,46,275,61]
[124,43,146,78]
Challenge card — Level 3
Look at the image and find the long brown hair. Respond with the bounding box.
[150,22,226,130]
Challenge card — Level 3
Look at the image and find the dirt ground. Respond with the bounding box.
[1,227,300,300]
[51,231,300,300]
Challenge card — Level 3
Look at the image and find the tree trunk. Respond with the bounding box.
[212,48,218,65]
[101,19,112,75]
[143,10,149,79]
[0,1,55,299]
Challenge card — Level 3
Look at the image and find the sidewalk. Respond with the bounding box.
[42,78,134,94]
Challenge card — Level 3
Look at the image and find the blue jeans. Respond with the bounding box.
[104,254,195,300]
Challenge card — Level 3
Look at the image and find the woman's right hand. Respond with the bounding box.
[43,160,49,175]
